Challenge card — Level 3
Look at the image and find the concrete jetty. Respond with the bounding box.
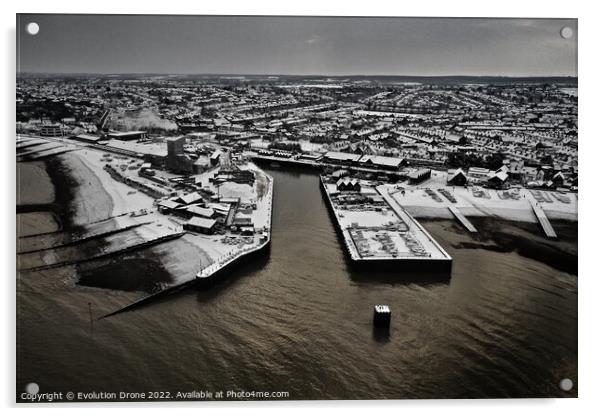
[448,206,477,233]
[196,174,274,286]
[320,175,452,272]
[529,199,557,238]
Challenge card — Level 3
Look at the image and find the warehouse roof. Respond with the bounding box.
[186,217,217,229]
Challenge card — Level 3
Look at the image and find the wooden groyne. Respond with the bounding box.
[19,232,185,272]
[100,280,196,319]
[448,206,477,233]
[529,200,557,238]
[17,222,151,254]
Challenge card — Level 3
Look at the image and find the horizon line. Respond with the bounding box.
[16,71,578,79]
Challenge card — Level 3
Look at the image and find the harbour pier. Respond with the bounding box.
[320,175,452,273]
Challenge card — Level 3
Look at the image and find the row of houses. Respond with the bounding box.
[446,165,570,189]
[446,166,508,188]
[336,178,362,192]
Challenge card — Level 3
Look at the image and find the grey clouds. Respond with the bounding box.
[16,15,577,76]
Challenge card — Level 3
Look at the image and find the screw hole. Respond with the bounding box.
[559,378,573,391]
[25,382,39,395]
[560,26,573,39]
[26,22,40,36]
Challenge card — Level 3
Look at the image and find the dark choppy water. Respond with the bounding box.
[17,168,577,400]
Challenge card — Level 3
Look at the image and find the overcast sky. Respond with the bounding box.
[16,15,577,76]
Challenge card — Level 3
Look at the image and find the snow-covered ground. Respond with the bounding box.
[383,181,577,223]
[71,148,156,219]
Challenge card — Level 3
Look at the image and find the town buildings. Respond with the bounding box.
[16,74,577,191]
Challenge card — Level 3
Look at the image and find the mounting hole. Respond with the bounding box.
[559,378,573,391]
[25,382,39,395]
[26,22,40,36]
[560,26,573,39]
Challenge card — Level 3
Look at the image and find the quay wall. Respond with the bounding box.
[251,156,322,172]
[195,239,271,288]
[196,175,274,288]
[101,236,272,318]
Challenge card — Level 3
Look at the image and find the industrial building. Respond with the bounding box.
[408,169,432,184]
[184,217,217,234]
[447,168,468,186]
[166,136,195,174]
[39,124,65,137]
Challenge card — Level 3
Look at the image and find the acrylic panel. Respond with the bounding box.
[16,14,578,402]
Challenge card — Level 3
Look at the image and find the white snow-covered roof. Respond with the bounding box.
[195,155,211,166]
[324,151,361,162]
[358,155,403,167]
[447,168,466,180]
[207,202,231,214]
[186,217,217,229]
[105,139,167,157]
[331,169,349,178]
[374,305,390,313]
[75,134,102,142]
[186,206,215,218]
[408,169,431,179]
[488,171,509,182]
[468,167,490,173]
[177,192,203,205]
[336,178,360,187]
[158,199,181,210]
